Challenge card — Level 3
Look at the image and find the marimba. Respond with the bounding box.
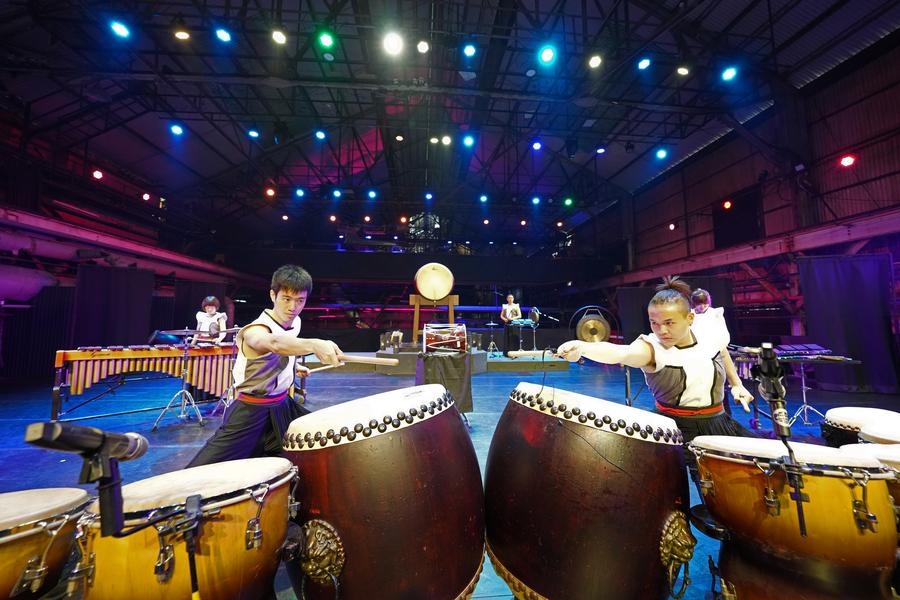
[52,344,236,420]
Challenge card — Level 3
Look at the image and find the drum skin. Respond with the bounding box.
[80,478,291,599]
[0,519,79,599]
[696,455,897,572]
[283,392,485,599]
[484,390,689,600]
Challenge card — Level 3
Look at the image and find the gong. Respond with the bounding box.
[414,263,454,301]
[575,314,610,342]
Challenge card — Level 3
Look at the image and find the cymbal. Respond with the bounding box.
[485,321,499,327]
[220,327,241,334]
[159,328,204,336]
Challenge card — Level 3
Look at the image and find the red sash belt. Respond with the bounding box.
[655,402,723,417]
[238,391,288,405]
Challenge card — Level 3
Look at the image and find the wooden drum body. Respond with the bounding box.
[691,436,897,578]
[484,383,692,600]
[0,488,88,599]
[283,384,485,600]
[74,458,295,600]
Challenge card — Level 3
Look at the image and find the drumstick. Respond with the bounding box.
[508,350,561,358]
[337,354,400,366]
[305,363,345,374]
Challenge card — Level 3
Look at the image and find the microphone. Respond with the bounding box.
[25,422,149,462]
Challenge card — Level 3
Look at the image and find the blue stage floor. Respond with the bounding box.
[1,364,897,599]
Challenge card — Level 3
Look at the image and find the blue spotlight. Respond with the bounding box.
[721,66,738,81]
[596,146,606,154]
[332,189,342,198]
[538,44,557,66]
[531,140,542,151]
[479,194,488,203]
[110,21,130,38]
[463,44,476,57]
[367,189,377,199]
[169,123,184,136]
[315,130,326,140]
[425,192,433,200]
[531,196,540,205]
[295,188,305,198]
[655,148,668,160]
[637,57,651,70]
[462,134,475,147]
[215,28,232,43]
[247,128,260,139]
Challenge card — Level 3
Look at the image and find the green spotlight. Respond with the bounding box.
[564,197,573,207]
[318,31,335,49]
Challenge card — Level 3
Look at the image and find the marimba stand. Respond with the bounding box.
[152,338,204,431]
[409,294,459,345]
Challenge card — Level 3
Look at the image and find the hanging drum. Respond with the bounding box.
[484,382,692,600]
[690,436,897,581]
[283,384,485,599]
[0,488,89,599]
[575,313,610,343]
[415,263,454,301]
[821,407,900,447]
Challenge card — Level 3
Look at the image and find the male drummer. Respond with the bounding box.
[500,293,522,357]
[187,265,341,467]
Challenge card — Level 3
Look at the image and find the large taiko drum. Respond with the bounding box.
[821,407,900,447]
[690,436,897,579]
[0,488,89,599]
[282,384,485,599]
[484,383,692,600]
[72,457,296,600]
[414,262,454,301]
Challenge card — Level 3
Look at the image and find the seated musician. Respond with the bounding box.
[690,288,744,416]
[195,296,227,343]
[557,276,755,448]
[500,294,522,357]
[187,265,342,467]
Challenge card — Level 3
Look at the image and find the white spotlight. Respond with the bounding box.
[383,32,404,56]
[441,135,451,145]
[272,29,287,45]
[417,40,430,54]
[588,55,602,69]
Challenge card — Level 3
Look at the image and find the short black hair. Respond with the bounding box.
[690,288,711,308]
[271,265,313,295]
[201,295,220,310]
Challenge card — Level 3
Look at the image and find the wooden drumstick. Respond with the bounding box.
[508,349,561,358]
[305,363,345,374]
[337,354,400,366]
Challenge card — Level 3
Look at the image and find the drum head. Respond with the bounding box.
[823,406,900,430]
[0,488,88,531]
[840,443,900,470]
[858,422,900,445]
[414,263,454,301]
[692,435,883,469]
[112,457,292,513]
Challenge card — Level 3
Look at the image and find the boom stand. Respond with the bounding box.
[152,337,204,431]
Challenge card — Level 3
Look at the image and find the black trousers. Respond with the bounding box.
[186,397,309,467]
[504,324,520,356]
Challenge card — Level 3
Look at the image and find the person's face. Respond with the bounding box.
[204,305,217,315]
[693,302,710,315]
[648,303,693,348]
[270,288,308,323]
[506,295,514,303]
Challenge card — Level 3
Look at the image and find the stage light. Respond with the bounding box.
[531,196,540,205]
[215,28,232,43]
[395,134,404,142]
[588,55,602,69]
[721,66,737,81]
[465,241,470,245]
[92,169,103,180]
[142,193,150,201]
[172,17,190,40]
[525,68,536,77]
[538,44,557,65]
[318,31,335,49]
[463,44,476,57]
[434,223,440,229]
[332,189,342,198]
[483,219,490,225]
[315,130,326,140]
[417,40,430,54]
[329,215,337,222]
[282,214,289,221]
[364,215,371,222]
[564,197,573,206]
[668,222,677,231]
[520,219,527,226]
[839,154,856,167]
[677,66,690,76]
[655,148,668,159]
[265,187,276,197]
[723,199,733,210]
[295,188,305,198]
[513,241,517,245]
[556,221,563,227]
[462,134,475,147]
[248,128,260,138]
[532,140,542,151]
[272,28,287,45]
[638,57,651,70]
[339,234,344,239]
[174,29,190,41]
[110,21,130,38]
[365,235,372,240]
[441,135,451,145]
[393,235,399,240]
[400,216,408,224]
[367,190,377,199]
[489,241,494,245]
[596,146,606,154]
[383,32,403,56]
[430,137,439,144]
[479,195,488,203]
[425,192,433,200]
[170,123,184,135]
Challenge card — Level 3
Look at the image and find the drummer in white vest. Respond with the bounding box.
[690,288,745,415]
[187,265,341,467]
[500,293,522,357]
[557,276,755,447]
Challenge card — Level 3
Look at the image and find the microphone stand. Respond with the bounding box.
[751,343,808,537]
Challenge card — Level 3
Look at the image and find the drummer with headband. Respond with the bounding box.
[557,276,755,446]
[187,265,342,467]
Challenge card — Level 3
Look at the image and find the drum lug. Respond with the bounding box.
[698,477,715,496]
[843,468,879,533]
[67,552,95,596]
[154,543,175,582]
[11,556,49,596]
[659,511,696,600]
[245,483,270,550]
[763,487,781,516]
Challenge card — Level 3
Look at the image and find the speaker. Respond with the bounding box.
[713,186,763,248]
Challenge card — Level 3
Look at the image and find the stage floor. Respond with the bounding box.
[1,365,897,599]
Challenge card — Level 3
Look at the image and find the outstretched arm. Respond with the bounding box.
[723,348,753,412]
[557,338,654,369]
[242,325,342,364]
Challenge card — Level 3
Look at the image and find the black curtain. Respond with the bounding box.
[0,286,75,380]
[71,265,155,347]
[174,280,228,330]
[798,255,899,393]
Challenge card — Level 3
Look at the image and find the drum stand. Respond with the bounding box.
[152,339,204,431]
[788,363,825,426]
[485,326,501,358]
[529,324,538,351]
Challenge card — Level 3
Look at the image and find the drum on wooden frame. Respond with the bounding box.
[282,384,485,600]
[0,488,89,599]
[72,457,295,600]
[484,383,692,600]
[821,407,900,447]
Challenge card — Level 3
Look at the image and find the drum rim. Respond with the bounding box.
[689,443,895,479]
[0,499,90,545]
[84,467,296,525]
[510,382,683,446]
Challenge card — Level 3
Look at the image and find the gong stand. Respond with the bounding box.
[409,294,459,345]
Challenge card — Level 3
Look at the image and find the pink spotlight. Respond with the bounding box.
[92,169,103,180]
[839,154,856,168]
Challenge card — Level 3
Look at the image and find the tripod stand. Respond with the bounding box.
[152,336,204,431]
[485,321,501,357]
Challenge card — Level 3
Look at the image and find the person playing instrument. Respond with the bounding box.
[690,288,744,416]
[557,276,755,445]
[195,296,227,343]
[187,265,342,467]
[500,294,522,357]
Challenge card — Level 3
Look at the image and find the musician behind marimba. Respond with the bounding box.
[500,294,522,357]
[196,296,227,343]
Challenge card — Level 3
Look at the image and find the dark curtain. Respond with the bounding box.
[798,254,899,393]
[174,280,228,330]
[0,286,75,380]
[71,265,155,347]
